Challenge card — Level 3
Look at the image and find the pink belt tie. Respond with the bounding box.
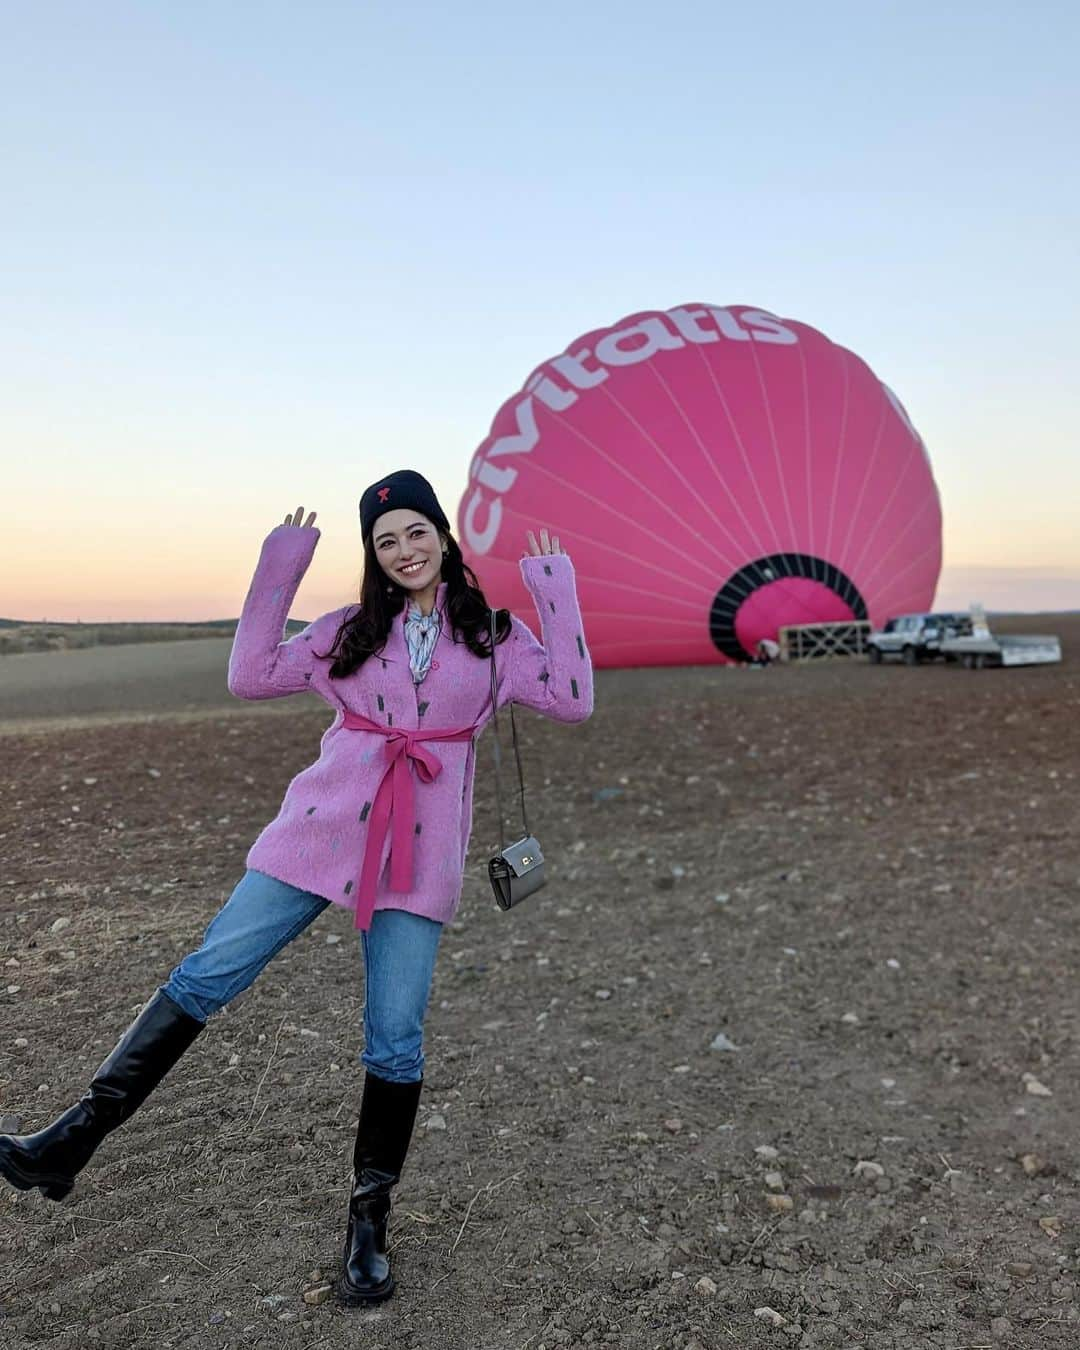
[341,711,478,930]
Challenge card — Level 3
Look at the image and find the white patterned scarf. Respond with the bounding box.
[404,602,441,684]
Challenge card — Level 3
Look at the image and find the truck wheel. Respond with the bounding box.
[962,653,976,670]
[902,645,920,666]
[868,646,882,664]
[974,653,987,670]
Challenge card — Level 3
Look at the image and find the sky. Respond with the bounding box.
[4,0,1078,622]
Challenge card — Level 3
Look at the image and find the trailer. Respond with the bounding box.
[940,633,1062,669]
[939,604,1062,669]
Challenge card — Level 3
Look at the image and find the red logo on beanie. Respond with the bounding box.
[377,487,391,503]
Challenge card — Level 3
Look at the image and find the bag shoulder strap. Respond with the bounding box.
[489,608,529,848]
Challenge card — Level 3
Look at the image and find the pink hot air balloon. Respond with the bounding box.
[458,304,942,668]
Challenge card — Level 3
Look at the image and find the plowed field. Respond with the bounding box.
[3,621,1080,1349]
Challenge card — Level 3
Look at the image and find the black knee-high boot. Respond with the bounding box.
[338,1073,423,1305]
[0,989,204,1201]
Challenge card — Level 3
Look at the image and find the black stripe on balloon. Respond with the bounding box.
[709,553,868,661]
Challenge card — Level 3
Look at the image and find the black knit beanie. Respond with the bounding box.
[358,470,451,543]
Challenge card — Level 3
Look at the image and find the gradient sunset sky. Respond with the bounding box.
[5,2,1078,622]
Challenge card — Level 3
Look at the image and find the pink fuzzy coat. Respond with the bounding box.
[227,525,593,927]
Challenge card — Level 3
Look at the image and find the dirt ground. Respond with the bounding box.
[3,620,1080,1350]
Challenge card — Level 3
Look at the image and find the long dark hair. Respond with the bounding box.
[317,527,512,679]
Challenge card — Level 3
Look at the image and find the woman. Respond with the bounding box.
[0,469,593,1305]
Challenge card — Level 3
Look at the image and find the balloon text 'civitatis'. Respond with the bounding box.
[464,307,798,555]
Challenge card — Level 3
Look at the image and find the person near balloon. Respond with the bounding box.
[0,470,594,1306]
[753,637,780,667]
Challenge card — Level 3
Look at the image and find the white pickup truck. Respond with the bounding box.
[866,612,970,665]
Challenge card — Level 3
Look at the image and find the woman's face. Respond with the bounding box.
[372,510,445,596]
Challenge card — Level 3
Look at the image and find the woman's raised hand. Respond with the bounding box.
[525,527,564,557]
[282,506,318,529]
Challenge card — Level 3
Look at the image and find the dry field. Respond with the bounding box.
[2,617,1080,1350]
[0,622,244,658]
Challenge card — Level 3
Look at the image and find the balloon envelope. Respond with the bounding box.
[457,304,942,668]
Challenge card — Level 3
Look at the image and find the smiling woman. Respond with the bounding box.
[317,470,558,684]
[0,467,593,1311]
[374,512,445,599]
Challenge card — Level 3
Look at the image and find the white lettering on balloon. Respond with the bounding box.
[469,392,543,501]
[550,350,609,389]
[463,490,502,554]
[525,370,578,411]
[740,310,798,345]
[709,308,752,341]
[668,306,719,344]
[463,306,800,553]
[593,317,685,366]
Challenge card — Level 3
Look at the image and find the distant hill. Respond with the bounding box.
[0,618,243,628]
[0,618,309,655]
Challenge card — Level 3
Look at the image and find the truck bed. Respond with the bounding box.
[941,634,1062,666]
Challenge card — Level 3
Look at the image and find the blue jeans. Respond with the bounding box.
[162,869,442,1083]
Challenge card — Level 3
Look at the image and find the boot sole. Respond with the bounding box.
[336,1274,395,1306]
[0,1147,74,1202]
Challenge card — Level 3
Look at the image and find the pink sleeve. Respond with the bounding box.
[227,525,324,700]
[498,554,593,723]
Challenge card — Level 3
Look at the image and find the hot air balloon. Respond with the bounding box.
[457,304,942,668]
